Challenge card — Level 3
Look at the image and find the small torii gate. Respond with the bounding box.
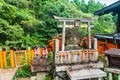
[94,1,120,80]
[54,16,106,80]
[54,16,97,51]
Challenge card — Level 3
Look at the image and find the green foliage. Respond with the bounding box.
[44,75,52,80]
[0,18,24,44]
[15,57,32,77]
[44,51,54,80]
[73,0,104,13]
[0,0,116,48]
[45,75,53,80]
[48,51,54,75]
[48,51,53,65]
[92,14,115,35]
[73,0,115,36]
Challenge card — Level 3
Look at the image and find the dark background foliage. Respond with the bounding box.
[0,0,115,48]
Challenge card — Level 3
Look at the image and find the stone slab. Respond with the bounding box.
[56,61,103,72]
[30,76,36,80]
[67,69,106,80]
[37,72,47,80]
[16,77,30,80]
[0,68,18,80]
[106,68,120,74]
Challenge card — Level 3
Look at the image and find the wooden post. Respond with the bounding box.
[0,48,3,68]
[3,50,7,68]
[94,38,97,50]
[67,52,70,64]
[58,55,60,64]
[10,49,15,68]
[72,51,74,63]
[105,56,109,67]
[88,22,91,49]
[118,75,120,80]
[62,21,66,51]
[55,39,59,53]
[109,73,113,80]
[31,49,34,59]
[60,54,63,64]
[40,48,43,57]
[27,47,31,64]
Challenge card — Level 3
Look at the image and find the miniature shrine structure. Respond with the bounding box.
[54,16,106,80]
[94,1,120,80]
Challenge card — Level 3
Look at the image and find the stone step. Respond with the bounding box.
[37,72,48,80]
[30,76,37,80]
[67,68,106,80]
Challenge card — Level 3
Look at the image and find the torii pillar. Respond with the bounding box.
[62,21,66,51]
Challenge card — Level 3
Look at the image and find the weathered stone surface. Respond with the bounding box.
[55,61,103,72]
[65,28,80,46]
[106,68,120,74]
[31,58,49,72]
[30,76,36,80]
[0,68,18,80]
[37,72,47,80]
[67,69,106,80]
[65,45,82,51]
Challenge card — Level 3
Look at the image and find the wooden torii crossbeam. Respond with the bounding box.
[54,16,97,51]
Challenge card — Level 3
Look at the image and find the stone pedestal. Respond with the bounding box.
[67,69,106,80]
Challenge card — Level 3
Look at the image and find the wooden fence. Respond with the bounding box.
[55,49,98,65]
[0,49,15,68]
[97,40,118,54]
[0,48,50,69]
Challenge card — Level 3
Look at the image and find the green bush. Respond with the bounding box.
[44,51,54,80]
[15,57,32,77]
[44,75,52,80]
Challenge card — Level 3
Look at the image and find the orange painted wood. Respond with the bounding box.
[72,51,74,63]
[84,50,89,62]
[107,43,118,50]
[67,52,70,63]
[27,49,31,64]
[39,48,43,57]
[92,50,97,61]
[31,50,34,59]
[97,41,107,54]
[80,53,84,62]
[97,40,118,54]
[0,50,3,68]
[10,50,15,68]
[48,40,55,52]
[3,51,7,68]
[59,39,62,51]
[15,50,26,66]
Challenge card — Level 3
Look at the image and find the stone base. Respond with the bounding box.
[67,69,106,80]
[55,61,103,72]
